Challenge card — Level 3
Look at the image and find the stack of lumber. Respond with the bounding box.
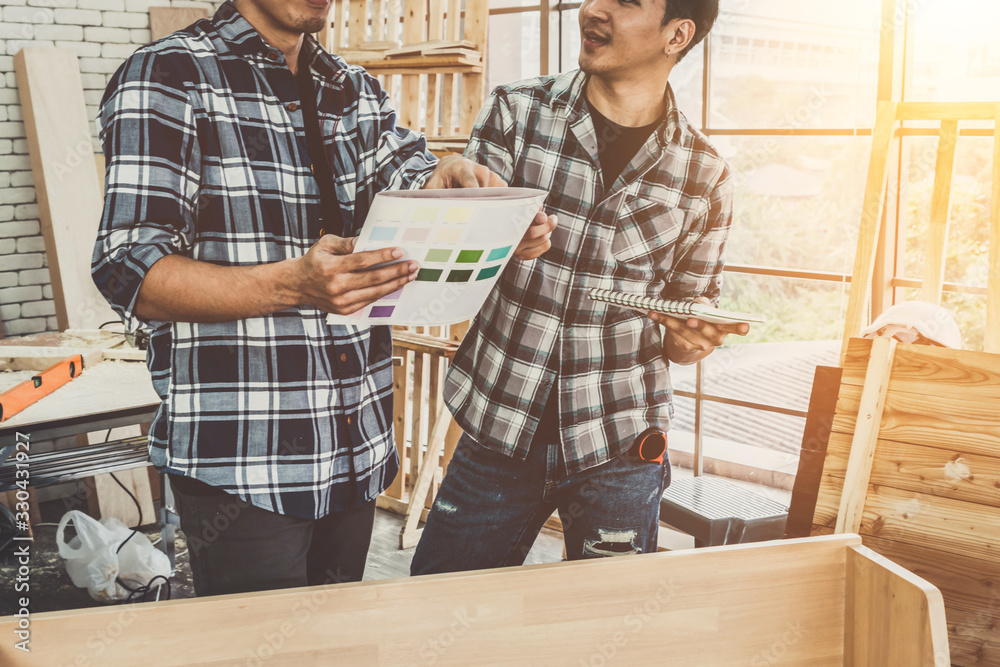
[812,337,1000,666]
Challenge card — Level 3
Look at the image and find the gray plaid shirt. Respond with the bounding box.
[444,70,733,473]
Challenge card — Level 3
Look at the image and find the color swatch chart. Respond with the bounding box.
[326,187,548,326]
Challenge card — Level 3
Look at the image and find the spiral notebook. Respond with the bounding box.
[589,289,767,325]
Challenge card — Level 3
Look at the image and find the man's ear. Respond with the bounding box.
[663,17,696,57]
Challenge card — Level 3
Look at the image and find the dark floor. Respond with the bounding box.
[0,499,564,615]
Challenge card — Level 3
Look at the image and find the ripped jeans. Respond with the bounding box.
[410,432,670,576]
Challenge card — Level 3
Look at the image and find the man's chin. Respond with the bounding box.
[298,16,328,34]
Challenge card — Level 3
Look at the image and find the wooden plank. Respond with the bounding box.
[0,535,868,666]
[845,545,949,667]
[14,48,118,331]
[818,478,1000,564]
[400,402,450,549]
[841,101,898,355]
[427,0,444,41]
[842,338,1000,400]
[823,433,1000,509]
[148,7,209,41]
[426,73,440,137]
[447,0,461,41]
[386,349,410,499]
[896,102,1000,122]
[922,120,959,304]
[441,72,456,136]
[785,365,843,538]
[348,0,366,48]
[833,386,1000,459]
[835,336,896,534]
[988,108,1000,355]
[409,351,425,493]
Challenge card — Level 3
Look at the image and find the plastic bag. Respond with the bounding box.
[56,510,171,603]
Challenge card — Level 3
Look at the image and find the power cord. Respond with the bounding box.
[103,429,171,603]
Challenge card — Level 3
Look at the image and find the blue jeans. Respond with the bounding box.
[410,433,670,575]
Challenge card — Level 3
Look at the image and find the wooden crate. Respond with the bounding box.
[0,535,947,665]
[813,337,1000,666]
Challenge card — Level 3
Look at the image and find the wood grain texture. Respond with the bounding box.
[846,545,950,667]
[148,7,209,40]
[988,107,1000,354]
[922,119,959,304]
[14,48,117,331]
[2,535,946,667]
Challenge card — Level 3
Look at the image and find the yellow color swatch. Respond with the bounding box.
[413,206,439,222]
[434,227,464,243]
[444,207,474,223]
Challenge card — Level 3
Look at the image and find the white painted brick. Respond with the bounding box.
[0,155,31,171]
[0,90,19,106]
[80,72,106,88]
[0,119,24,137]
[102,10,146,28]
[14,204,38,220]
[12,139,28,153]
[41,284,52,299]
[0,238,15,255]
[0,187,35,205]
[45,315,57,331]
[79,57,122,73]
[84,26,130,43]
[129,28,150,44]
[6,106,19,122]
[27,0,72,7]
[4,6,54,23]
[0,303,19,320]
[4,253,43,270]
[4,72,14,88]
[19,268,50,286]
[0,206,11,221]
[124,0,162,12]
[41,253,46,268]
[0,173,9,189]
[10,171,32,188]
[101,42,136,59]
[0,220,39,238]
[3,0,27,5]
[0,106,6,122]
[0,285,42,303]
[83,88,104,105]
[15,236,44,253]
[79,0,125,10]
[0,23,37,41]
[34,23,83,41]
[53,8,101,25]
[5,317,47,335]
[0,56,11,69]
[56,39,101,57]
[7,39,55,52]
[22,299,56,317]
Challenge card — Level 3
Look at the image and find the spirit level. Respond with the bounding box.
[0,354,85,423]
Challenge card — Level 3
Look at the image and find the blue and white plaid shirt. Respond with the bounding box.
[92,1,436,518]
[444,71,733,473]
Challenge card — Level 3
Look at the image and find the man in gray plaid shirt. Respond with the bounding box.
[412,0,748,573]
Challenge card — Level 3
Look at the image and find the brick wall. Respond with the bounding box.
[0,0,219,337]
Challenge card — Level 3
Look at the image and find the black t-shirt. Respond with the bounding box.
[587,99,664,193]
[296,48,344,237]
[530,100,664,448]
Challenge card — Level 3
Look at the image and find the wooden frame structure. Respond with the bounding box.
[0,535,949,665]
[841,101,1000,357]
[813,337,1000,666]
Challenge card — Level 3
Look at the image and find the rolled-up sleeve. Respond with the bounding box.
[92,49,201,329]
[463,87,516,183]
[366,73,437,192]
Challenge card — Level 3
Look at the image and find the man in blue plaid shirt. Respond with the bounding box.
[92,0,554,596]
[412,0,749,573]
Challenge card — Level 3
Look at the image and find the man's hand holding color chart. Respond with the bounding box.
[326,188,548,326]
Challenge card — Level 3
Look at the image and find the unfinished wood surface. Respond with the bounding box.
[0,361,157,433]
[988,106,1000,354]
[841,101,898,355]
[835,336,896,534]
[14,48,117,332]
[0,535,951,666]
[149,7,209,41]
[846,545,949,667]
[896,101,1000,122]
[811,337,1000,665]
[400,402,450,548]
[922,119,959,304]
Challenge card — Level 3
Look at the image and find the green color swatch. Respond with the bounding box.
[456,250,484,263]
[476,265,501,281]
[417,268,443,282]
[425,249,452,262]
[446,269,474,282]
[487,246,512,262]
